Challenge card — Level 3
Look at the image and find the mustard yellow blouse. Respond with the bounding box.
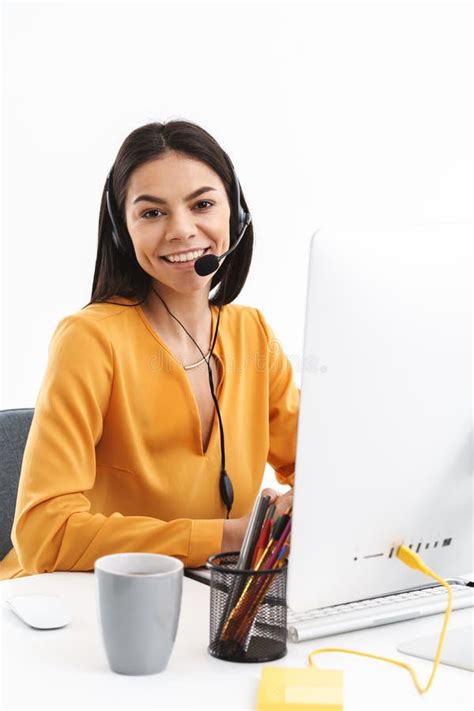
[0,297,299,579]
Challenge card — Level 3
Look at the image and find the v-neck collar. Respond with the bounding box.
[135,302,222,362]
[135,302,225,457]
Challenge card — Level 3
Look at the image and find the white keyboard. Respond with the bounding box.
[287,581,474,642]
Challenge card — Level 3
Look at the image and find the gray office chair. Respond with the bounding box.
[0,408,34,560]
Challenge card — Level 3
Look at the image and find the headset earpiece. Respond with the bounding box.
[105,169,134,258]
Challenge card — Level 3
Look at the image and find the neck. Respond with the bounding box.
[147,282,213,352]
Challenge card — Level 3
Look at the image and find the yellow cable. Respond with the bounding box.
[308,544,453,694]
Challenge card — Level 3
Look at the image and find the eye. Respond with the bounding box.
[142,208,163,219]
[195,200,214,210]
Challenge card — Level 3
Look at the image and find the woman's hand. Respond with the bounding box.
[221,487,293,553]
[261,487,293,519]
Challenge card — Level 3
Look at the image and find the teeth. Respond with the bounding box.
[166,249,206,263]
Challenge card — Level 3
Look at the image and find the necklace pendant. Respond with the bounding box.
[183,350,211,370]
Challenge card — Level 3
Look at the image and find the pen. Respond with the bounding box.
[251,517,272,568]
[234,544,290,645]
[252,503,275,566]
[238,517,292,633]
[265,503,276,523]
[254,512,291,570]
[238,494,270,570]
[217,494,270,641]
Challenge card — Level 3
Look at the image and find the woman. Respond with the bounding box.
[0,120,299,579]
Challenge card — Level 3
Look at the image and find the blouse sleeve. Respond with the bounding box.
[255,309,300,487]
[12,315,224,575]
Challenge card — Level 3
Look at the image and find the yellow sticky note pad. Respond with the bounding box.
[256,666,344,711]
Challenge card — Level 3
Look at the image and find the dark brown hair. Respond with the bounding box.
[83,120,254,309]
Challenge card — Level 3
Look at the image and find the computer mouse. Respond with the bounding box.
[5,594,70,629]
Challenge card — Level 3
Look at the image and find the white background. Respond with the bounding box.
[1,0,472,490]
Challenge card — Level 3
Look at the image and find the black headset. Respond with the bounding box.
[105,152,251,273]
[105,152,252,517]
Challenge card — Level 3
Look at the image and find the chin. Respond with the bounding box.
[152,273,213,293]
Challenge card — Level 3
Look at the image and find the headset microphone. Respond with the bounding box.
[194,213,252,276]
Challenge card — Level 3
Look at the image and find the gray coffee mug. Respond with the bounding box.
[94,553,183,675]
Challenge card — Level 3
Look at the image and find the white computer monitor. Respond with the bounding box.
[288,224,473,613]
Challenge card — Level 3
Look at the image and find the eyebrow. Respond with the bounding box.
[132,186,217,206]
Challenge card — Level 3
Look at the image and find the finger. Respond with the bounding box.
[260,488,280,503]
[275,494,293,516]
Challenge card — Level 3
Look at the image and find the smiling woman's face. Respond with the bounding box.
[124,151,231,295]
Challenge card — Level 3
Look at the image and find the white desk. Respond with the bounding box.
[1,571,473,710]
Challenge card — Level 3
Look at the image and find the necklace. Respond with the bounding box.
[151,287,213,370]
[149,285,232,517]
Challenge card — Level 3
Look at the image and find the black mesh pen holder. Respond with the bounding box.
[206,551,288,663]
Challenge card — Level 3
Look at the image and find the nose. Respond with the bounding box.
[164,206,197,242]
